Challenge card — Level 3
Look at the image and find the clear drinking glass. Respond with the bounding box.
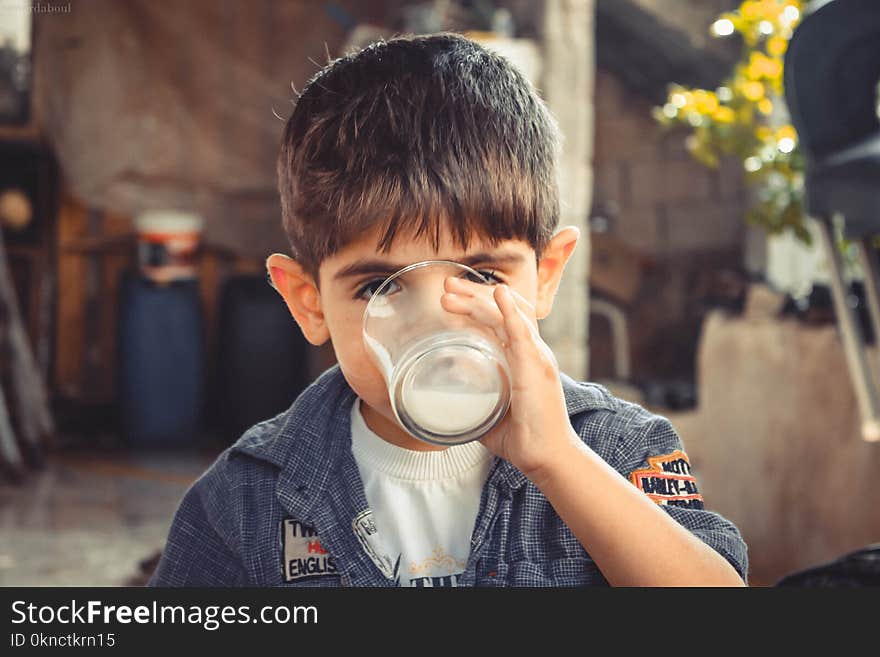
[362,260,512,446]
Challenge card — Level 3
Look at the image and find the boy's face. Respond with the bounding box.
[267,221,579,451]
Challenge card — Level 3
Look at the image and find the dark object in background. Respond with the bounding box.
[212,274,310,442]
[694,267,749,315]
[589,230,647,306]
[779,284,835,325]
[848,280,875,345]
[785,0,880,230]
[117,271,204,446]
[124,549,162,586]
[0,142,56,479]
[779,282,875,344]
[784,0,880,441]
[640,379,698,411]
[0,140,57,382]
[776,544,880,587]
[0,17,32,125]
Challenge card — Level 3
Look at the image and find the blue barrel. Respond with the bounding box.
[117,271,204,446]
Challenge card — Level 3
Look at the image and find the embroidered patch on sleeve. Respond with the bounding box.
[280,519,339,582]
[629,450,705,509]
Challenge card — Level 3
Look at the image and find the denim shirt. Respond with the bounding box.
[149,364,748,587]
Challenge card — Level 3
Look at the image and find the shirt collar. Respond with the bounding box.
[231,363,619,500]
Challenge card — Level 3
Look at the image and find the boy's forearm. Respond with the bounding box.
[528,436,746,587]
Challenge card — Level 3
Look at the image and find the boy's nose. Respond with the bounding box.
[407,272,453,314]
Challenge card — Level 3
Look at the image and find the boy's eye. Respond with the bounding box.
[464,269,503,285]
[355,269,503,301]
[355,278,401,301]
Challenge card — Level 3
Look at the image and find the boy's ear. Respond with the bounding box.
[535,226,580,320]
[265,253,330,346]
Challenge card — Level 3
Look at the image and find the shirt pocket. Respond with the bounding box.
[479,557,608,587]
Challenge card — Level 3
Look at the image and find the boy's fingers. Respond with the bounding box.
[495,284,532,348]
[445,276,538,323]
[441,291,510,345]
[443,275,482,297]
[444,276,513,344]
[493,284,541,343]
[504,286,541,334]
[443,276,543,351]
[499,284,536,317]
[496,284,557,371]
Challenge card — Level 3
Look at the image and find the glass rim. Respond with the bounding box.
[361,259,491,335]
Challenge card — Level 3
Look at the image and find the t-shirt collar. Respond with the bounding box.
[231,363,619,499]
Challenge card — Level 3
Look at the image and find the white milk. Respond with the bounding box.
[363,332,395,380]
[403,388,500,434]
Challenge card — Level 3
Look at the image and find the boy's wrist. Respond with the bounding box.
[518,429,591,490]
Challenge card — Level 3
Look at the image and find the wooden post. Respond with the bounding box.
[0,226,54,474]
[537,0,595,380]
[817,216,880,442]
[0,381,23,480]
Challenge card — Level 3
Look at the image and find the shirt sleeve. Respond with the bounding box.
[612,413,749,583]
[148,479,248,587]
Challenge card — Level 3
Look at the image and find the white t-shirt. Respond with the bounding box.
[349,397,493,587]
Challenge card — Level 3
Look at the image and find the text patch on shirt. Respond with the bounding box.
[629,450,704,509]
[281,519,339,582]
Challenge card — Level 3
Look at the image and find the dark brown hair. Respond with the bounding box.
[276,32,561,288]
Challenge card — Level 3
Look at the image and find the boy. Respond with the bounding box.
[150,32,747,587]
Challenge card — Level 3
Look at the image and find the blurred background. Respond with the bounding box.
[1,0,878,587]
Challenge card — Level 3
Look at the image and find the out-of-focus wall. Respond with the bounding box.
[670,293,880,585]
[590,68,748,384]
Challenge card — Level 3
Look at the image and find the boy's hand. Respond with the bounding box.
[441,276,580,481]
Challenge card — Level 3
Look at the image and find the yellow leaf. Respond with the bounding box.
[713,106,736,123]
[693,89,719,113]
[743,81,766,101]
[775,124,797,140]
[767,35,788,56]
[742,2,760,20]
